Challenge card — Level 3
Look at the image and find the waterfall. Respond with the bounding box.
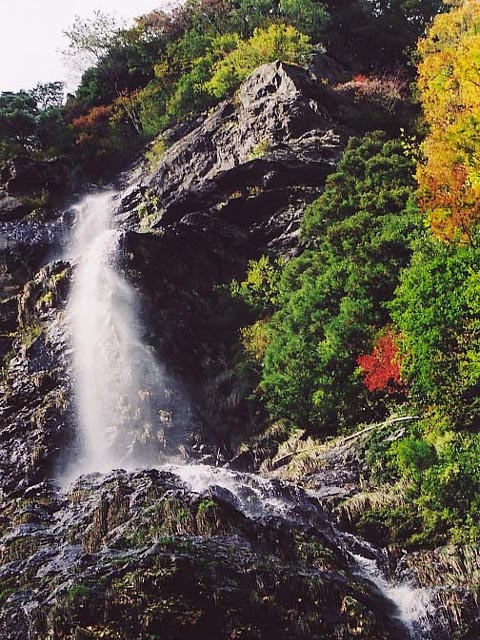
[340,532,436,639]
[59,190,438,639]
[168,462,437,640]
[62,190,186,481]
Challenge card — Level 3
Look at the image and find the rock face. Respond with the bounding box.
[121,60,345,257]
[0,58,476,639]
[0,467,405,640]
[0,155,70,222]
[146,61,340,220]
[0,59,346,498]
[114,61,348,452]
[0,260,73,495]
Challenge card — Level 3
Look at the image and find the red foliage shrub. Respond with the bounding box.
[72,104,114,129]
[357,331,404,393]
[335,73,406,113]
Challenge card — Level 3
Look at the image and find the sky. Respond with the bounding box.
[0,0,170,93]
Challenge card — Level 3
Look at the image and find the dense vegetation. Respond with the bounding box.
[232,0,480,548]
[3,0,480,549]
[234,133,419,433]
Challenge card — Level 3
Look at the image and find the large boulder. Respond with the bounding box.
[119,59,347,257]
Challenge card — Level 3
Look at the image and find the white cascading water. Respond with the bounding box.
[61,190,437,639]
[168,464,436,639]
[343,533,435,639]
[63,190,179,481]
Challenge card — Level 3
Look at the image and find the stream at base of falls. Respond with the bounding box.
[161,463,438,640]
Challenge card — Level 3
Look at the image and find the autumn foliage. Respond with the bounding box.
[72,104,114,145]
[357,332,404,394]
[417,0,480,242]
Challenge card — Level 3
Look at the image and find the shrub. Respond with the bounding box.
[206,24,312,99]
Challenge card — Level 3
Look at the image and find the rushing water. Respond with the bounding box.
[166,463,437,639]
[62,190,436,639]
[340,532,436,639]
[62,190,188,481]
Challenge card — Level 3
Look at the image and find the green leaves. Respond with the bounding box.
[238,133,419,433]
[392,240,480,422]
[206,24,312,100]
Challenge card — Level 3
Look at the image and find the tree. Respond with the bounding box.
[322,0,442,70]
[357,330,404,393]
[206,23,312,99]
[417,0,480,241]
[391,239,480,423]
[239,133,419,432]
[279,0,329,41]
[63,11,124,73]
[0,91,37,151]
[31,82,65,111]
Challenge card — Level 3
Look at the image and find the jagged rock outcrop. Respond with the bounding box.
[112,61,350,450]
[0,156,70,221]
[0,261,73,495]
[121,60,345,257]
[0,467,406,640]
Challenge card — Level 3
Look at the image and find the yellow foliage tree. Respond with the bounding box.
[206,23,312,98]
[417,0,480,242]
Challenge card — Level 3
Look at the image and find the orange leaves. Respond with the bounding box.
[419,161,480,243]
[417,0,480,241]
[72,104,114,145]
[357,331,404,394]
[71,91,142,147]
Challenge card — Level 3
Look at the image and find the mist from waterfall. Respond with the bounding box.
[62,190,188,482]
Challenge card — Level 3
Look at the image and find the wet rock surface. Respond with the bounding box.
[120,60,345,259]
[0,260,73,495]
[0,467,405,640]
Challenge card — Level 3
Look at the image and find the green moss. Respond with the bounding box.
[146,137,169,169]
[138,189,161,231]
[0,347,15,381]
[67,583,91,604]
[51,268,69,285]
[1,536,40,563]
[20,323,42,348]
[196,499,222,536]
[247,139,272,161]
[0,588,14,603]
[37,291,54,309]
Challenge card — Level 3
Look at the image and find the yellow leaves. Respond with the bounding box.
[241,320,270,361]
[205,23,311,98]
[417,0,480,240]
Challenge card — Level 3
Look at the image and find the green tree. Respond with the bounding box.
[206,23,312,99]
[0,91,37,154]
[391,239,480,424]
[240,133,419,432]
[279,0,329,41]
[322,0,443,70]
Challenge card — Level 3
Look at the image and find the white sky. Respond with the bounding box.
[0,0,169,93]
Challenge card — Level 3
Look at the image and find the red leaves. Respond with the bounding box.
[357,331,404,393]
[72,104,114,145]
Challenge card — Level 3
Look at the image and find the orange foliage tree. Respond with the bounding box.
[72,104,114,146]
[417,0,480,242]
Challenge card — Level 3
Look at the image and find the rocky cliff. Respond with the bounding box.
[0,59,477,639]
